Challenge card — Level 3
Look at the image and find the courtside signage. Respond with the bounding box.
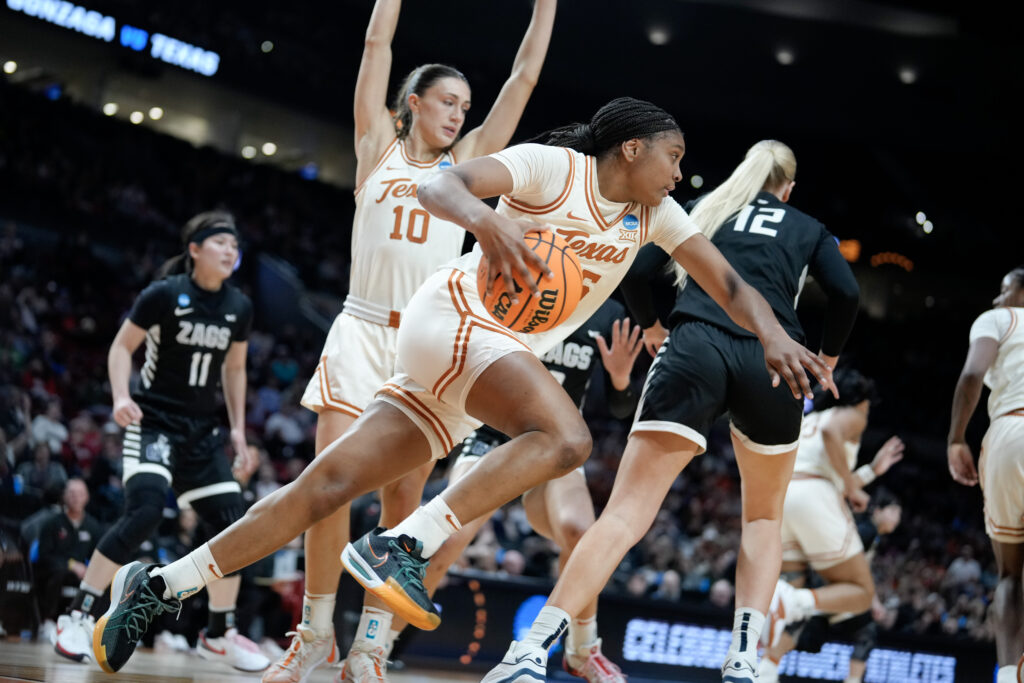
[624,618,958,682]
[6,0,221,76]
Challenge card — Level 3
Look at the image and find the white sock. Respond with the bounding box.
[797,587,819,618]
[351,606,393,652]
[759,656,780,677]
[565,615,598,658]
[727,608,764,661]
[520,605,570,650]
[384,628,402,657]
[153,543,222,600]
[301,591,336,636]
[382,496,461,558]
[997,665,1017,683]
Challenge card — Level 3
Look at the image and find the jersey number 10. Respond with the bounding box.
[390,206,430,244]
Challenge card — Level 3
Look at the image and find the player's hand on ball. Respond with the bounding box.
[477,217,553,302]
[112,397,143,427]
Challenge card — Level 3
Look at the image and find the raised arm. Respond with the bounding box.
[354,0,402,165]
[455,0,556,159]
[671,234,836,400]
[948,336,998,486]
[418,158,550,299]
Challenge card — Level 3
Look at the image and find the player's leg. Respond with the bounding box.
[188,484,270,674]
[345,459,436,682]
[524,471,626,681]
[978,416,1024,683]
[92,402,433,673]
[813,553,875,614]
[345,350,595,631]
[992,540,1024,683]
[758,562,806,682]
[56,469,168,663]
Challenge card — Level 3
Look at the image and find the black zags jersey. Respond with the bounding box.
[671,192,857,350]
[127,273,253,417]
[538,298,625,410]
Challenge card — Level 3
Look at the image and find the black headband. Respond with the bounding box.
[189,223,238,245]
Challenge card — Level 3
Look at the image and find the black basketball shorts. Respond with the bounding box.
[121,406,240,504]
[631,321,804,454]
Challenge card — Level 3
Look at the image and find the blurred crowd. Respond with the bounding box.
[0,81,999,651]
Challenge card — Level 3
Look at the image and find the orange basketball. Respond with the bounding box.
[477,230,584,334]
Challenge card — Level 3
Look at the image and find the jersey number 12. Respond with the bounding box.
[734,205,786,237]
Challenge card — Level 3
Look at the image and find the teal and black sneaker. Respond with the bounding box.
[92,562,181,673]
[341,527,440,631]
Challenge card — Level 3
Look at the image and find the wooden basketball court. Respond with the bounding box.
[0,641,480,682]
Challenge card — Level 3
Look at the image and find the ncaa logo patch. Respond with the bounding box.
[439,160,452,170]
[177,293,191,307]
[619,213,640,243]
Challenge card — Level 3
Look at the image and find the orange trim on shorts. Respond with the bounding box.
[354,137,401,197]
[431,271,530,401]
[316,356,363,417]
[583,156,636,230]
[985,515,1024,534]
[499,149,576,215]
[380,382,454,453]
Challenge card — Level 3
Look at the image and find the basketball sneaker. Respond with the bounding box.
[262,626,338,683]
[722,655,757,682]
[341,643,390,682]
[480,640,547,682]
[763,578,813,648]
[198,627,271,672]
[92,562,181,673]
[563,639,626,682]
[341,528,440,631]
[54,610,95,662]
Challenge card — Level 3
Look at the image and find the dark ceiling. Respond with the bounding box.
[33,0,1024,284]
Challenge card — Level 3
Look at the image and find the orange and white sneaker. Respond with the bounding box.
[563,639,627,682]
[262,626,338,683]
[340,644,390,682]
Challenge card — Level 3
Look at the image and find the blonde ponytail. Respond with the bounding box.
[674,140,796,285]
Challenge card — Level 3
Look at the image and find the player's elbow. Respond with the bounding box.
[418,172,453,212]
[508,66,539,91]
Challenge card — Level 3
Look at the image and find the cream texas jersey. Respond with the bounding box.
[793,407,861,490]
[447,143,701,357]
[349,138,465,313]
[970,306,1024,419]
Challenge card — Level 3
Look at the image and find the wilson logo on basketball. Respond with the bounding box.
[555,229,629,263]
[517,289,559,334]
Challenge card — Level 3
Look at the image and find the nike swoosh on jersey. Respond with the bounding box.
[566,211,588,222]
[174,307,193,316]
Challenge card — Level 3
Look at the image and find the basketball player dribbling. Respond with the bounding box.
[949,267,1024,683]
[93,98,835,680]
[264,1,557,681]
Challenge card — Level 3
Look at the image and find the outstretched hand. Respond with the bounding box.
[596,317,645,389]
[477,218,553,303]
[871,436,905,477]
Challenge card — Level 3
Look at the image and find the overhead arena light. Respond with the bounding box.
[102,102,118,116]
[3,61,17,74]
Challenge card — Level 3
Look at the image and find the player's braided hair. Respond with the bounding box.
[154,210,237,280]
[392,64,469,141]
[530,97,680,157]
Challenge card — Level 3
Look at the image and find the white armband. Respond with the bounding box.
[855,464,877,486]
